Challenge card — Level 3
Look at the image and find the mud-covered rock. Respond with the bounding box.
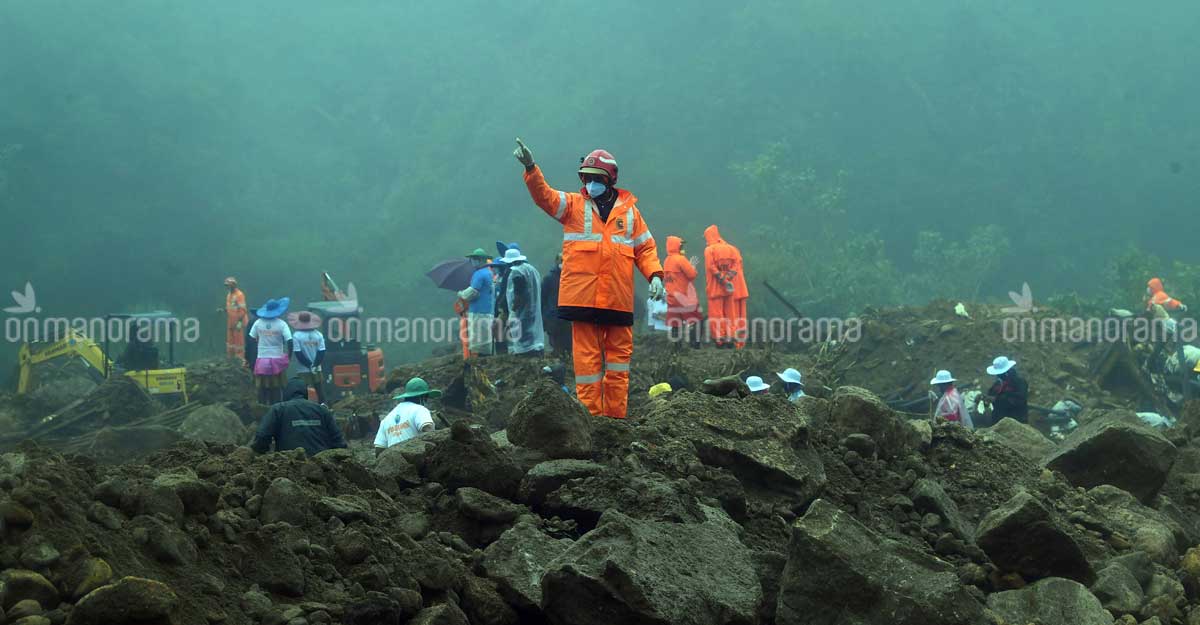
[829,386,920,459]
[409,603,470,625]
[541,471,704,527]
[0,570,59,611]
[517,460,606,506]
[542,507,760,625]
[151,469,219,515]
[456,487,527,524]
[1088,485,1183,565]
[423,421,523,499]
[482,522,573,611]
[976,490,1093,585]
[507,380,593,459]
[67,558,113,601]
[461,576,517,625]
[776,499,986,625]
[179,404,245,444]
[987,577,1114,625]
[979,417,1056,461]
[1044,417,1177,504]
[644,392,827,503]
[910,478,973,541]
[260,477,307,526]
[373,446,422,487]
[66,576,178,625]
[343,591,402,625]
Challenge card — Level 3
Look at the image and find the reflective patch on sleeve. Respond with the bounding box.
[554,192,567,220]
[632,231,653,247]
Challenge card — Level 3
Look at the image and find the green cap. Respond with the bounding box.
[393,377,443,400]
[466,248,490,259]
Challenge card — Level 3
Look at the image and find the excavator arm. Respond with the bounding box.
[16,330,110,395]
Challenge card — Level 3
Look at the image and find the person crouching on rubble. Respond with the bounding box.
[930,370,973,429]
[250,377,347,455]
[374,378,442,455]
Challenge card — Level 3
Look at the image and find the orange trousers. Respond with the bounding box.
[226,325,245,359]
[707,297,748,348]
[572,322,633,418]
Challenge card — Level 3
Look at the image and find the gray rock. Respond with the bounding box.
[987,577,1114,625]
[1087,485,1182,565]
[829,386,920,459]
[1090,565,1143,615]
[0,570,59,611]
[542,472,705,527]
[776,499,986,625]
[314,495,373,523]
[461,576,517,625]
[517,460,606,507]
[373,446,422,488]
[260,478,307,526]
[507,380,593,459]
[342,592,401,625]
[409,604,470,625]
[482,522,573,611]
[19,542,60,570]
[179,404,245,444]
[456,488,527,524]
[1044,418,1177,504]
[976,490,1094,585]
[842,433,877,457]
[423,422,524,499]
[86,502,123,531]
[979,417,1056,461]
[910,478,973,541]
[8,599,43,620]
[66,576,178,625]
[132,516,197,565]
[542,507,760,625]
[151,470,219,515]
[1108,551,1154,588]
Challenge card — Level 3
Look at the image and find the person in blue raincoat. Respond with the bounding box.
[500,248,545,356]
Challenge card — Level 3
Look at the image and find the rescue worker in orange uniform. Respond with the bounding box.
[1146,277,1187,313]
[513,138,664,418]
[663,236,703,340]
[222,277,249,362]
[703,225,749,348]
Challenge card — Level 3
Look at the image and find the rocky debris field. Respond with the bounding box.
[2,302,1199,625]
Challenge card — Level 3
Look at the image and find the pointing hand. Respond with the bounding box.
[513,138,534,168]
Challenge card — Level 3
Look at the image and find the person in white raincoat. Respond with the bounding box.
[501,248,545,355]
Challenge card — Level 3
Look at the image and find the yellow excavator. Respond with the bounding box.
[17,312,188,402]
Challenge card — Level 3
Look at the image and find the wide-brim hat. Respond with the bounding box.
[287,310,322,331]
[256,297,290,319]
[466,248,490,259]
[224,276,238,287]
[930,370,956,385]
[986,356,1017,376]
[746,376,770,393]
[393,377,443,400]
[776,368,804,386]
[501,249,527,264]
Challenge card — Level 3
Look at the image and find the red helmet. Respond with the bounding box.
[578,149,618,184]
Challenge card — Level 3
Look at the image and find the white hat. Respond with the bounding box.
[500,248,527,264]
[986,356,1017,376]
[776,368,804,386]
[746,376,770,393]
[929,370,956,385]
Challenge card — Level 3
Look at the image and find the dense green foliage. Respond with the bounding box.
[2,1,1198,361]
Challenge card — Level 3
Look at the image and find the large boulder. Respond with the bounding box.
[259,477,308,526]
[541,507,760,625]
[482,522,573,611]
[987,577,1114,625]
[517,460,606,506]
[0,570,59,611]
[373,445,422,487]
[541,471,705,528]
[976,490,1094,585]
[507,380,592,459]
[1087,485,1184,565]
[910,478,972,541]
[776,499,986,625]
[66,577,178,625]
[828,386,920,459]
[1043,417,1177,504]
[1090,564,1144,616]
[178,404,245,444]
[979,417,1055,461]
[643,392,826,503]
[151,470,219,516]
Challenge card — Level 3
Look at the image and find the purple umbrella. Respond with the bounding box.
[427,258,478,291]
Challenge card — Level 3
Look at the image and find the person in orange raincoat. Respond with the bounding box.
[703,225,749,348]
[663,236,703,341]
[222,277,249,362]
[1146,277,1186,313]
[513,138,664,419]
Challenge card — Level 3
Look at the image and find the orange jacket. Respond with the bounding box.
[1147,277,1183,311]
[703,225,749,300]
[226,288,248,328]
[524,166,663,322]
[663,236,699,308]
